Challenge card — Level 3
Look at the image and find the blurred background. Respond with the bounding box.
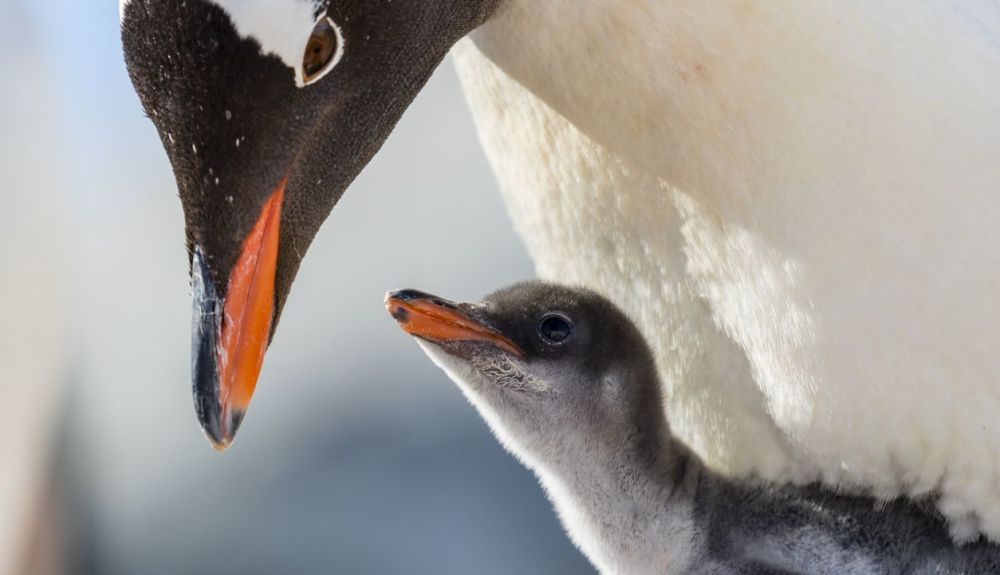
[0,1,594,573]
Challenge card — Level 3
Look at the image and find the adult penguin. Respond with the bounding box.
[120,0,1000,540]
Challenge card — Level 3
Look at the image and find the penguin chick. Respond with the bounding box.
[386,282,1000,575]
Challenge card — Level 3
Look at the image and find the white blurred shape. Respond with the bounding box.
[0,1,70,573]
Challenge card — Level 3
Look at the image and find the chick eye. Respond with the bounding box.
[302,15,344,85]
[538,314,573,344]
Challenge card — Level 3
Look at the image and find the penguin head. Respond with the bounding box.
[386,282,664,465]
[119,0,501,448]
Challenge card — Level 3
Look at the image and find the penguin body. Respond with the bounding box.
[388,283,1000,574]
[121,0,1000,539]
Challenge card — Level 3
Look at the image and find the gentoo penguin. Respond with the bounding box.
[120,0,504,449]
[387,283,1000,575]
[120,0,1000,542]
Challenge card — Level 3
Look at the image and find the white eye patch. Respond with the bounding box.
[122,0,345,88]
[211,0,345,87]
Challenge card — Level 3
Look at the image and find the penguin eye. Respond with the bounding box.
[302,15,344,85]
[538,314,573,344]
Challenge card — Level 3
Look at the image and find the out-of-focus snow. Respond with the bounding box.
[0,2,69,573]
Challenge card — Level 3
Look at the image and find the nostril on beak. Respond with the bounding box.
[385,289,460,325]
[389,303,410,324]
[385,290,419,324]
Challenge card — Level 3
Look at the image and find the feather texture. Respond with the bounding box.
[453,0,1000,540]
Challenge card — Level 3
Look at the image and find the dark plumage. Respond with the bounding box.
[120,0,501,446]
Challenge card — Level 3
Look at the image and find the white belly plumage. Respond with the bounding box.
[452,0,1000,540]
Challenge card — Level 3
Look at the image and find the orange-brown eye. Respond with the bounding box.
[302,16,341,84]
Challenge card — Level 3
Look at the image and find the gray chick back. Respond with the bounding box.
[690,467,1000,574]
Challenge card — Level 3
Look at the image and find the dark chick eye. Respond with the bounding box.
[538,314,573,344]
[302,16,342,84]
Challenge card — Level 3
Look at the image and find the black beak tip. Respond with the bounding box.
[386,288,430,303]
[385,288,458,310]
[202,408,245,451]
[191,247,240,451]
[202,416,228,451]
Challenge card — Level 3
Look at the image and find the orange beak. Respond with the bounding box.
[192,179,285,450]
[385,289,523,358]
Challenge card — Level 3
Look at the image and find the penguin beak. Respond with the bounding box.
[385,289,524,358]
[191,180,286,450]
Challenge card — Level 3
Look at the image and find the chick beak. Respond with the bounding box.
[385,289,523,358]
